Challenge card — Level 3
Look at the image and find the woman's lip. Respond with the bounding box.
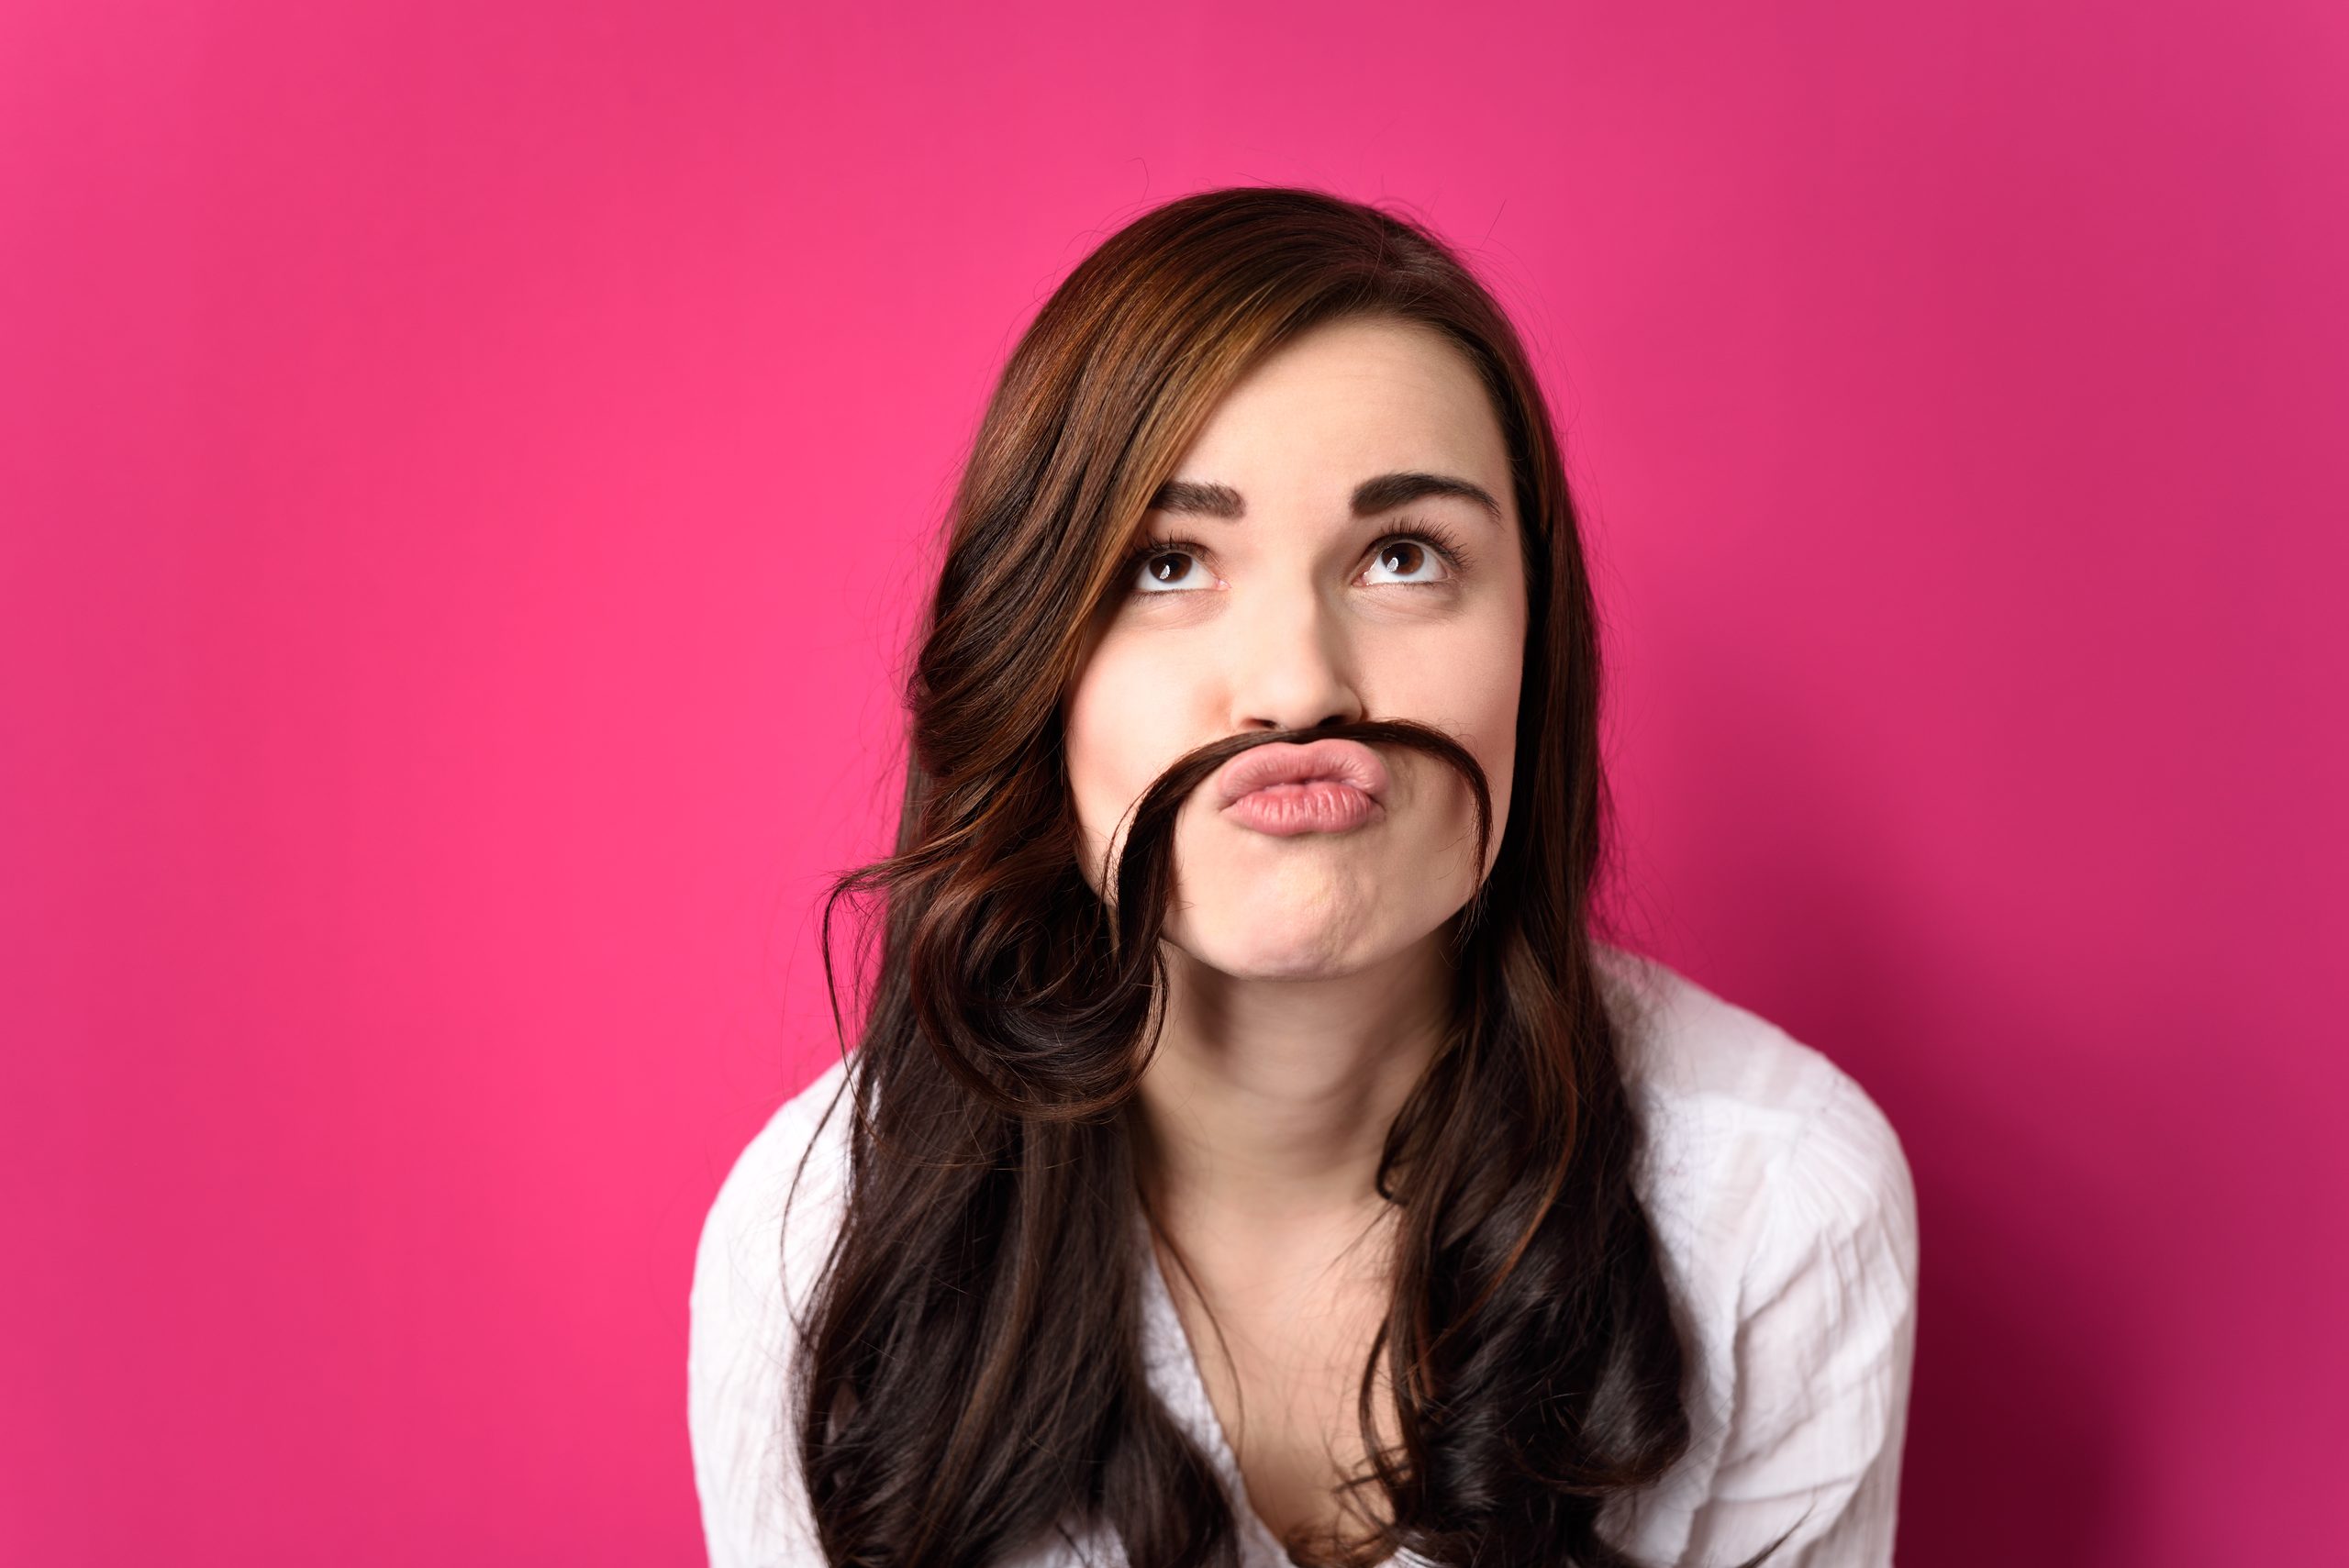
[1211,738,1391,810]
[1222,779,1383,836]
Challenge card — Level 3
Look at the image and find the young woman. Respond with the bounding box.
[689,187,1919,1568]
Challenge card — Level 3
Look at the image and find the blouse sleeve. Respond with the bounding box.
[1680,1073,1921,1568]
[686,1090,841,1568]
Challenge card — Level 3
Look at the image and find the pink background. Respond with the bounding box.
[4,1,2341,1562]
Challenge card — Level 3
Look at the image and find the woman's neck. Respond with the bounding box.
[1128,929,1452,1239]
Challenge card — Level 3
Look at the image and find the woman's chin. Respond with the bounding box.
[1165,907,1396,982]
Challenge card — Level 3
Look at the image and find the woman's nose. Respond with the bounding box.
[1225,584,1364,734]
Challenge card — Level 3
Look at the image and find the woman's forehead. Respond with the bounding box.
[1167,319,1511,508]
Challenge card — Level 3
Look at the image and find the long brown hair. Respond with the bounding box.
[790,186,1791,1568]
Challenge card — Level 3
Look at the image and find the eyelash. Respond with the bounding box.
[1119,517,1475,596]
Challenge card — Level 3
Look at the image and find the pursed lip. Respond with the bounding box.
[1211,739,1390,810]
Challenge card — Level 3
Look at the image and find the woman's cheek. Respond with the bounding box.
[1064,665,1165,884]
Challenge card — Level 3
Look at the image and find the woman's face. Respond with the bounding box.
[1062,314,1530,980]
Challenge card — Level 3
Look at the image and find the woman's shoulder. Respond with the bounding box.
[694,1051,859,1319]
[1590,940,1918,1288]
[717,1051,859,1200]
[686,1051,860,1567]
[1594,941,1860,1126]
[1588,943,1922,1563]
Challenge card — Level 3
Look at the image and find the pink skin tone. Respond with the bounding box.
[1060,315,1530,1240]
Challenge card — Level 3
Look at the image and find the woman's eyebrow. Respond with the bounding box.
[1147,472,1504,524]
[1353,471,1504,522]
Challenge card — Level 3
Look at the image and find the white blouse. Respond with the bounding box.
[689,945,1920,1567]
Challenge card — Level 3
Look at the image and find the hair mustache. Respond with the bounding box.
[1097,716,1497,964]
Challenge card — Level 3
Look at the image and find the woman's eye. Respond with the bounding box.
[1362,534,1453,585]
[1129,546,1208,595]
